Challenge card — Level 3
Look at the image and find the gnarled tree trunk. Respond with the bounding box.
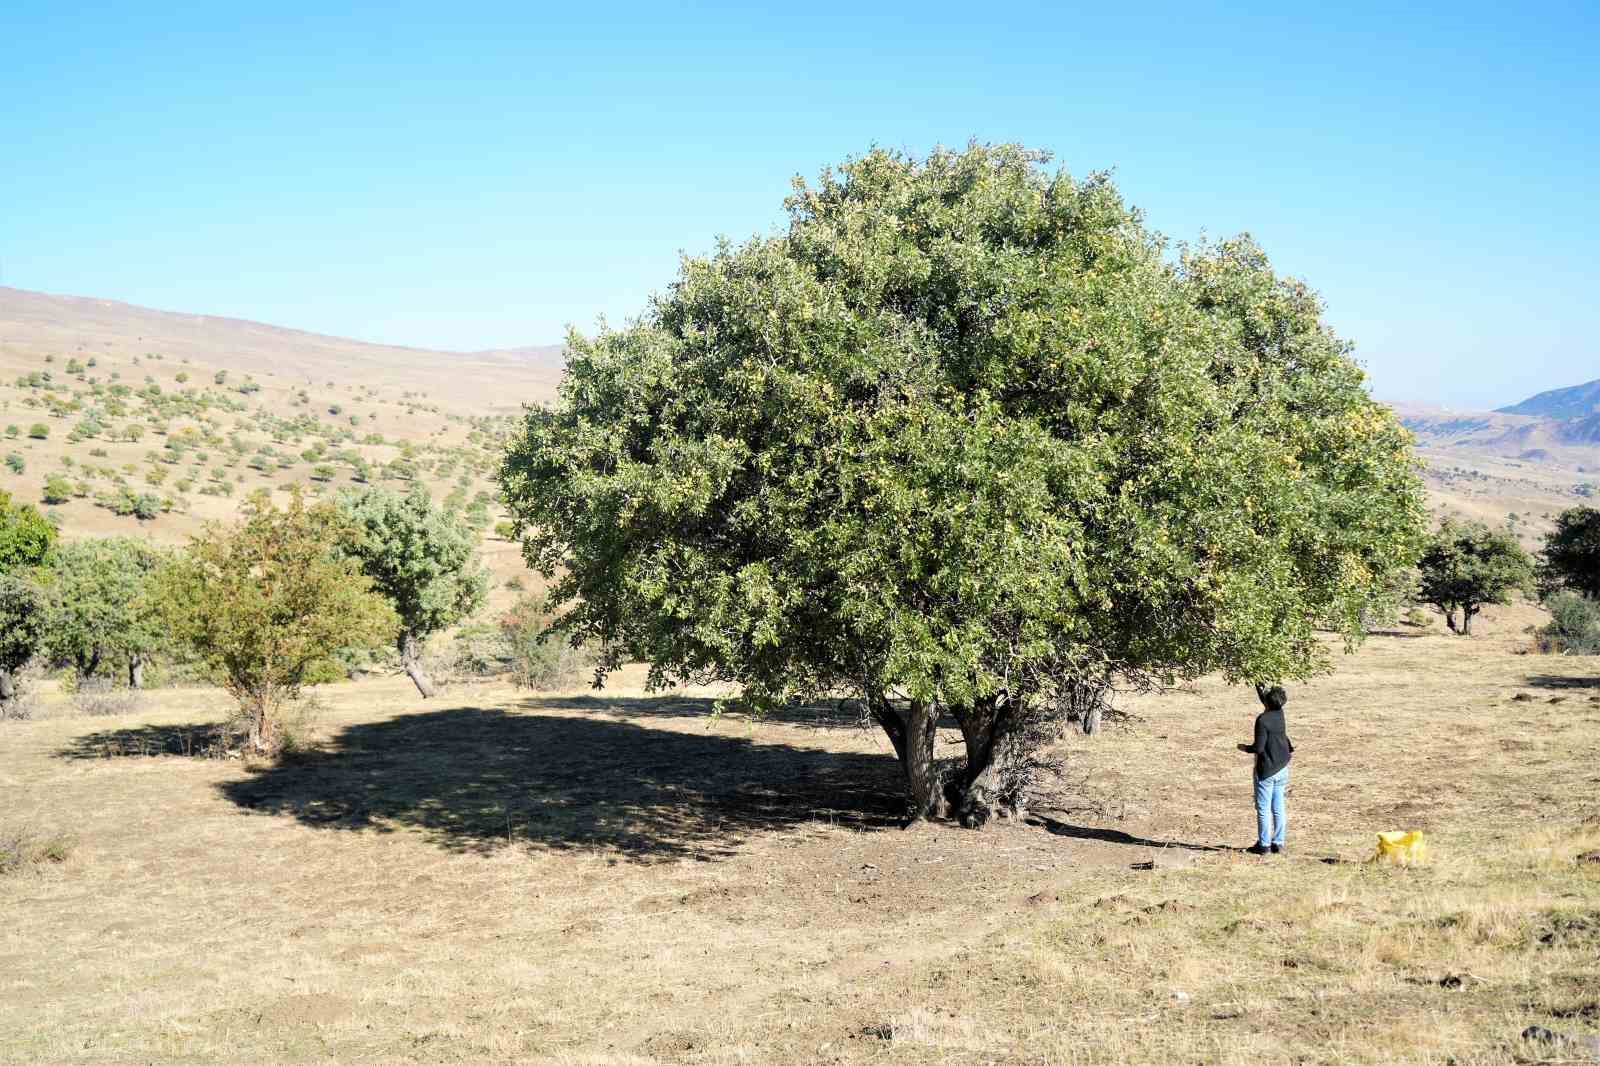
[947,695,1028,828]
[1443,605,1458,633]
[128,653,145,690]
[0,669,17,717]
[1461,604,1478,635]
[399,630,436,698]
[868,691,946,822]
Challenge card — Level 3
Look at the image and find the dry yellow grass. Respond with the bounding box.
[2,606,1597,1065]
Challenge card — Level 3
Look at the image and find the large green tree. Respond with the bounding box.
[156,491,397,752]
[1417,520,1535,635]
[40,537,169,687]
[0,490,56,573]
[1539,506,1600,600]
[500,145,1428,824]
[334,485,488,697]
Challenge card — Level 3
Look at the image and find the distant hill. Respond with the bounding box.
[0,287,564,412]
[1497,378,1600,420]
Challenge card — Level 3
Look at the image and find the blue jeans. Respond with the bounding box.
[1254,767,1288,847]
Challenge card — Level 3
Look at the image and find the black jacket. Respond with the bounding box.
[1248,704,1294,780]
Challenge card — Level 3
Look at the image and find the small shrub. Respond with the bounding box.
[27,423,49,440]
[4,453,22,475]
[500,593,591,689]
[1538,592,1600,655]
[0,824,76,876]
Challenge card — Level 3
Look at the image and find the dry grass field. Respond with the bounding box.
[3,604,1598,1065]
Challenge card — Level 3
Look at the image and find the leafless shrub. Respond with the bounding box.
[69,678,143,718]
[0,665,43,722]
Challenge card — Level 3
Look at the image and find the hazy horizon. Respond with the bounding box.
[3,2,1596,410]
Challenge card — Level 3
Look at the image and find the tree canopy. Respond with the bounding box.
[156,490,397,751]
[39,537,169,685]
[0,490,56,573]
[1417,520,1535,635]
[334,485,487,697]
[500,144,1428,822]
[0,575,44,715]
[1539,506,1600,600]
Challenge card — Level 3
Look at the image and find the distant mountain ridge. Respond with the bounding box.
[1397,375,1600,465]
[0,286,565,410]
[1497,378,1600,420]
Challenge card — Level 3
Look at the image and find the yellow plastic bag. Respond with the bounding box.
[1373,830,1428,865]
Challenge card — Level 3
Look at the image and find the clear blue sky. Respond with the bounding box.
[2,2,1595,408]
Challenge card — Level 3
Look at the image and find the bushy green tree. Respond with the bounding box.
[155,491,397,752]
[334,485,487,697]
[40,537,169,686]
[1417,520,1535,634]
[0,491,57,573]
[1540,506,1600,600]
[1537,590,1600,655]
[42,475,72,505]
[501,144,1428,824]
[0,576,44,716]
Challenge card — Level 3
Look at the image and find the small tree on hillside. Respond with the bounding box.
[501,144,1428,825]
[155,491,397,752]
[1417,520,1535,634]
[1540,506,1600,599]
[42,475,72,505]
[40,538,169,687]
[1,491,57,574]
[334,485,487,697]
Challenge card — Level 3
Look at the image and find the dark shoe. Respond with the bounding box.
[1245,843,1270,855]
[1270,844,1284,855]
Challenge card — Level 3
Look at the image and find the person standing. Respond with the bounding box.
[1239,684,1293,855]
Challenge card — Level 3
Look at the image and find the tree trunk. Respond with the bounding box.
[128,653,144,690]
[901,698,946,822]
[77,647,101,682]
[0,669,16,717]
[948,697,1028,829]
[1082,697,1104,736]
[1461,604,1478,635]
[247,701,267,754]
[1443,605,1459,633]
[398,630,436,698]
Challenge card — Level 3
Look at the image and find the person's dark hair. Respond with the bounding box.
[1255,683,1288,711]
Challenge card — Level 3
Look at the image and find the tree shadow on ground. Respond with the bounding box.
[216,702,903,862]
[57,722,229,760]
[536,693,865,730]
[1522,674,1600,690]
[1025,813,1235,853]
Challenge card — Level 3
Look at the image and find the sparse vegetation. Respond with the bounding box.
[0,823,75,876]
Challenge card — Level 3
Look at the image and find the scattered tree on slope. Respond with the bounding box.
[1540,506,1600,600]
[1417,520,1535,635]
[156,491,396,752]
[334,485,487,697]
[39,537,169,687]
